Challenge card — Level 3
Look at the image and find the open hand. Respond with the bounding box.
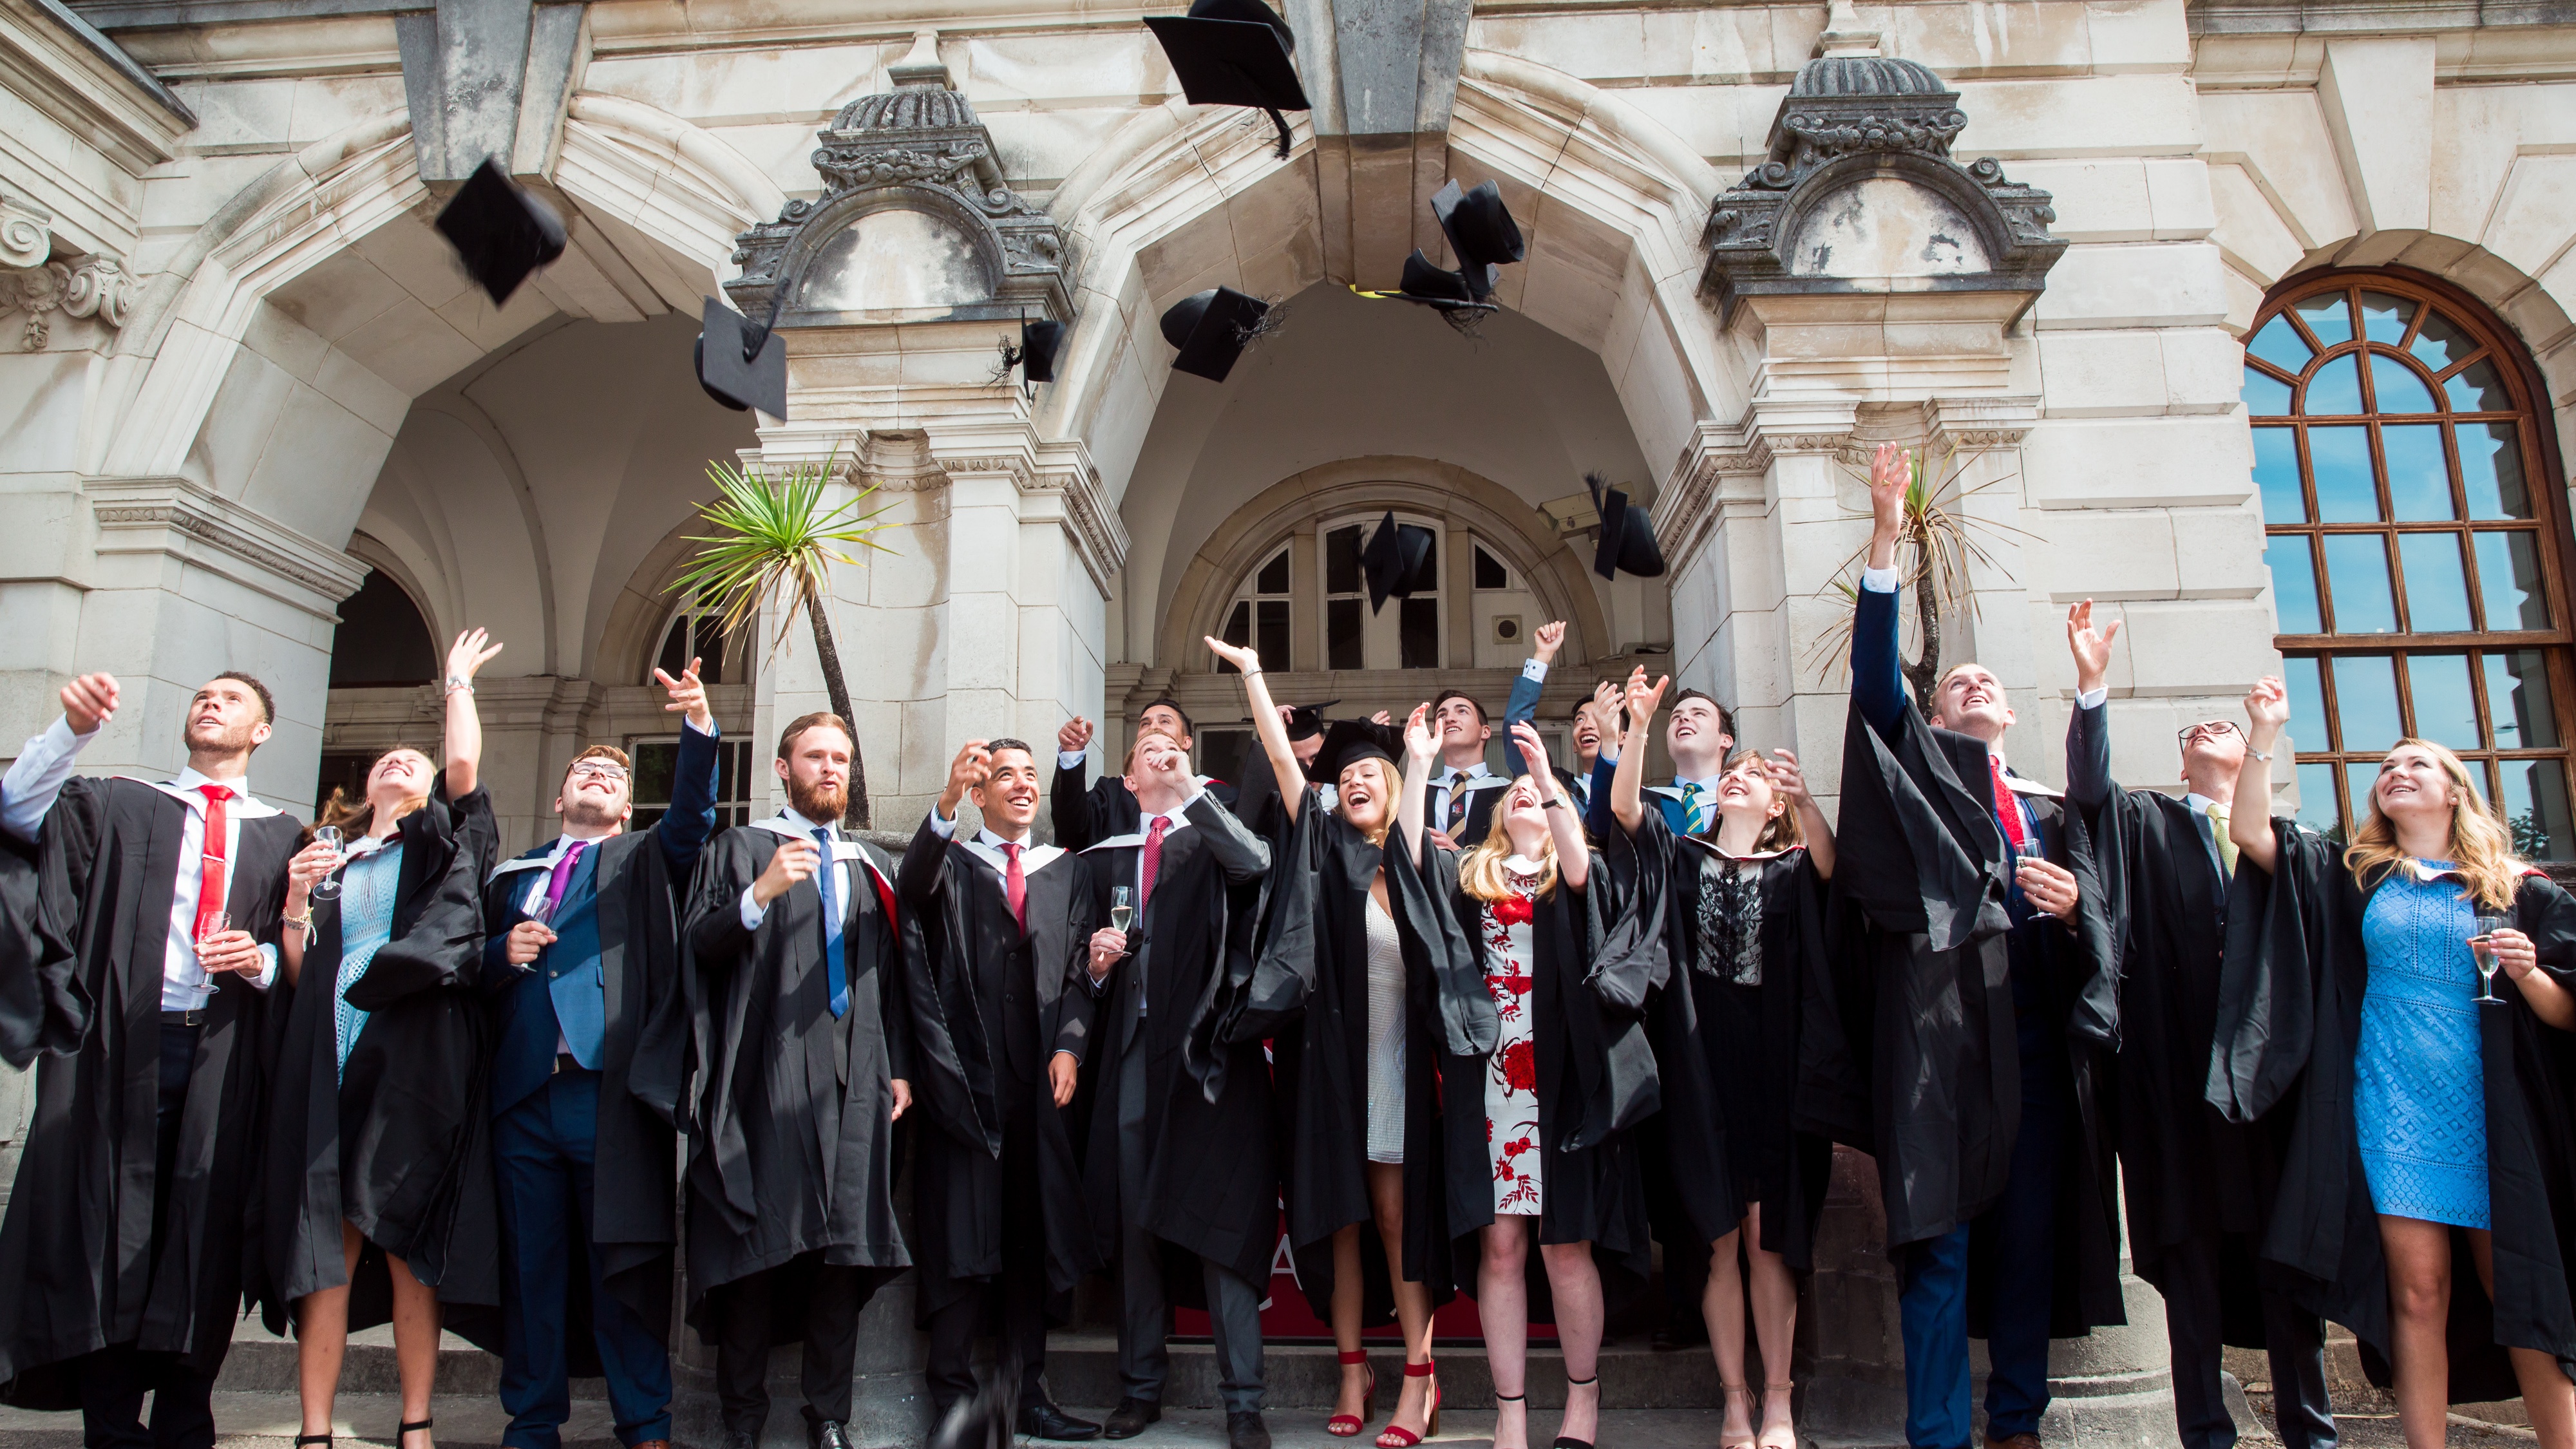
[653,656,714,730]
[1510,721,1555,793]
[2065,601,2121,696]
[1591,678,1625,752]
[1404,704,1438,764]
[1624,666,1671,725]
[1368,709,1394,726]
[1762,748,1810,804]
[2018,857,2079,922]
[1204,636,1260,674]
[60,672,118,734]
[449,627,504,685]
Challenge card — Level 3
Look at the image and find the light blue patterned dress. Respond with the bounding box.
[2354,859,2490,1229]
[333,838,403,1083]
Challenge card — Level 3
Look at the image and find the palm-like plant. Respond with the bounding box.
[671,450,898,827]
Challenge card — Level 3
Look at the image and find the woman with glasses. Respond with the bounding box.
[2213,676,2576,1449]
[258,629,504,1449]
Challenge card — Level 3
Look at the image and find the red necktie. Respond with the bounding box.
[193,784,233,947]
[1002,842,1027,931]
[1139,816,1170,913]
[1987,754,2027,851]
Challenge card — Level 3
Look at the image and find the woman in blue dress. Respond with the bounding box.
[2218,676,2576,1449]
[259,629,504,1449]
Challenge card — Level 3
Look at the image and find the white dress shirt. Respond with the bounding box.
[1432,761,1498,828]
[737,805,856,928]
[925,808,1065,879]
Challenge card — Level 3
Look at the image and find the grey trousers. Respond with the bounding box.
[1115,1039,1264,1415]
[2161,1234,2337,1449]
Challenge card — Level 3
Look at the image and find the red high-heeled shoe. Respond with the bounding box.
[1327,1350,1377,1437]
[1376,1359,1439,1449]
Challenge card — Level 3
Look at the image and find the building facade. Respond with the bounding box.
[3,0,2575,1435]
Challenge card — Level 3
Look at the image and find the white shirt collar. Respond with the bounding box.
[1443,761,1494,783]
[154,766,278,818]
[2185,791,2223,815]
[976,826,1034,851]
[778,805,832,837]
[1678,775,1725,796]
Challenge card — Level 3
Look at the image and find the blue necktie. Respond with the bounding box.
[1683,782,1711,834]
[813,826,847,1018]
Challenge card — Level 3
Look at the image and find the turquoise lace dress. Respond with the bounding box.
[2354,860,2489,1229]
[332,838,403,1082]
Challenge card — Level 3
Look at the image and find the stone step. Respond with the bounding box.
[216,1321,585,1401]
[1038,1337,1726,1413]
[0,1390,624,1449]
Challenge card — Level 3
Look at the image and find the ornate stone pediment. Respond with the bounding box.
[1698,52,2065,323]
[724,46,1071,328]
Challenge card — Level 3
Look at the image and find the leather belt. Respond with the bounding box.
[161,1008,207,1027]
[553,1052,593,1075]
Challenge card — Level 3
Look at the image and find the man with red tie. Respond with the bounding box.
[898,739,1102,1441]
[0,671,303,1447]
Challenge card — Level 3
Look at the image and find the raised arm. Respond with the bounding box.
[2064,600,2121,812]
[1853,443,1913,741]
[1,674,116,844]
[1610,667,1669,835]
[2231,676,2287,876]
[442,629,502,799]
[1512,721,1587,891]
[1583,677,1623,838]
[1502,620,1562,779]
[1765,748,1835,880]
[1204,635,1304,822]
[1397,705,1437,865]
[650,655,723,875]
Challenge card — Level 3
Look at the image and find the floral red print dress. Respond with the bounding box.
[1483,857,1547,1217]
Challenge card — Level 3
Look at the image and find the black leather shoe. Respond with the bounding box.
[1020,1404,1103,1441]
[1102,1399,1160,1439]
[1226,1410,1271,1449]
[808,1419,853,1449]
[723,1432,759,1449]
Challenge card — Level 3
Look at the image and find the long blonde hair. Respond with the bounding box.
[1457,775,1561,902]
[2343,737,2526,910]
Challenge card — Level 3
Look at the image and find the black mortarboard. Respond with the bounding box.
[1316,718,1402,780]
[1283,699,1340,741]
[1431,179,1524,301]
[694,297,788,417]
[434,158,567,307]
[1587,471,1667,581]
[1020,317,1068,383]
[1360,511,1437,612]
[1144,0,1310,156]
[1351,250,1486,312]
[1160,286,1270,382]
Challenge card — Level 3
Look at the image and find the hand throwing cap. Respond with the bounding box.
[1160,286,1270,382]
[1587,472,1667,582]
[1144,0,1311,112]
[1360,511,1438,612]
[695,297,788,417]
[1431,179,1524,301]
[434,158,568,306]
[1021,317,1068,383]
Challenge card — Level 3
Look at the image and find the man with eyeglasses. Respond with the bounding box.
[478,659,721,1449]
[2063,602,2334,1449]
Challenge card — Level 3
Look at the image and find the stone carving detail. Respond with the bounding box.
[1,256,136,350]
[1698,53,2065,322]
[725,50,1072,328]
[1,193,52,270]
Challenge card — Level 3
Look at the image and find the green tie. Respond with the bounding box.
[1683,782,1710,834]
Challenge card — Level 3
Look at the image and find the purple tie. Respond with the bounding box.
[542,839,590,917]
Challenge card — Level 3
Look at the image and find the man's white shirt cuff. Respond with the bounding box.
[1520,658,1548,682]
[739,884,766,929]
[2076,687,2108,710]
[1057,749,1084,768]
[1861,565,1901,593]
[928,806,958,839]
[246,943,279,991]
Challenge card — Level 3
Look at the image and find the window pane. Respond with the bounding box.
[2249,314,2314,372]
[2476,531,2550,630]
[2253,427,2306,522]
[1473,545,1508,590]
[658,618,689,679]
[2323,535,2398,634]
[1325,527,1363,595]
[1255,599,1290,666]
[2333,654,2404,752]
[2295,290,2353,346]
[2459,422,2530,519]
[1326,596,1362,670]
[1399,597,1439,668]
[2496,759,2576,860]
[2483,650,2561,750]
[2309,426,2378,521]
[2296,761,2345,842]
[2243,365,2293,416]
[2382,424,2454,521]
[2410,309,2477,372]
[1256,550,1290,595]
[2347,763,2378,835]
[2304,354,2364,415]
[1218,600,1251,672]
[2284,654,2329,746]
[2360,290,2417,343]
[2445,357,2510,412]
[2398,533,2474,632]
[2407,652,2481,750]
[690,617,727,685]
[2268,535,2323,633]
[2369,353,2436,413]
[1414,540,1436,589]
[631,742,676,808]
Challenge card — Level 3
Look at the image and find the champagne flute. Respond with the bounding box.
[1110,886,1134,935]
[2471,913,2509,1004]
[195,909,230,973]
[312,825,345,900]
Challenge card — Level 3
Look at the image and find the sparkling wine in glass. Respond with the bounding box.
[195,909,229,971]
[312,825,345,900]
[2471,913,2508,1004]
[1110,886,1133,935]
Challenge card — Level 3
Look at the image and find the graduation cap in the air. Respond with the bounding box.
[694,296,788,417]
[1144,0,1311,158]
[434,158,567,307]
[1160,286,1271,382]
[1282,699,1340,741]
[1350,251,1488,314]
[1315,717,1403,779]
[1360,511,1438,612]
[990,314,1068,398]
[1587,471,1667,582]
[1432,178,1525,301]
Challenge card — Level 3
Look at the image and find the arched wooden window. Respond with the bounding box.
[2248,270,2576,857]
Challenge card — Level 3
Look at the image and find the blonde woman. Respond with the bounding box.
[2217,676,2576,1449]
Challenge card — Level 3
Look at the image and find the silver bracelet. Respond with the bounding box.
[444,675,473,695]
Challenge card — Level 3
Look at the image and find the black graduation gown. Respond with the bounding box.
[0,776,301,1405]
[2208,826,2576,1398]
[1803,697,2125,1336]
[2070,748,2282,1347]
[1430,842,1652,1289]
[254,778,499,1342]
[1074,795,1277,1287]
[475,820,699,1371]
[0,829,82,1070]
[681,821,913,1333]
[1624,811,1832,1270]
[1050,759,1236,854]
[896,815,1101,1312]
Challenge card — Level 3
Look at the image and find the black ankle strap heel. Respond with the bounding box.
[1553,1374,1598,1449]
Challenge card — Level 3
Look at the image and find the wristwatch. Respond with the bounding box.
[444,674,473,695]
